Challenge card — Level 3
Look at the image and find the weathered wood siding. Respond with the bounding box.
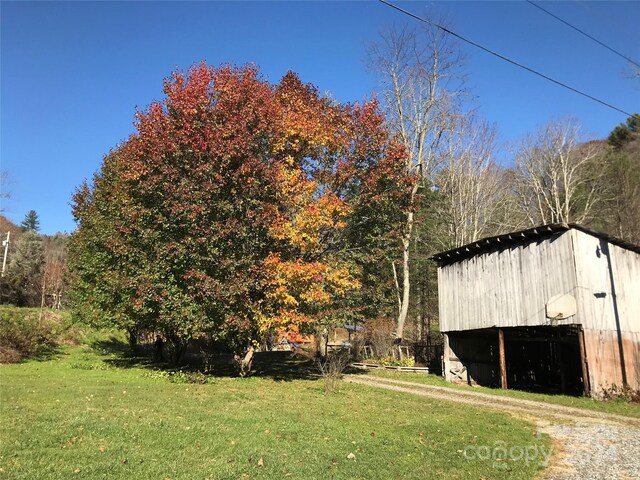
[571,230,640,390]
[570,229,640,333]
[438,232,578,332]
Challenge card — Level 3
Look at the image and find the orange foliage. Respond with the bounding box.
[260,252,360,333]
[71,62,409,354]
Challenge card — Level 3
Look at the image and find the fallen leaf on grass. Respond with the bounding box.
[346,452,356,460]
[257,457,264,467]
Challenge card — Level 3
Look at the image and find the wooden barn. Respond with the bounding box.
[433,223,640,397]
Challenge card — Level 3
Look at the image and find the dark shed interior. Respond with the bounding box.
[447,325,586,396]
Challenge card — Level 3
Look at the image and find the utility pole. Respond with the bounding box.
[1,231,10,277]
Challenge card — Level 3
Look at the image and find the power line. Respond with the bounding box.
[527,1,640,69]
[575,1,636,45]
[378,0,633,117]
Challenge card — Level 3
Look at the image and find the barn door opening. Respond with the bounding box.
[503,325,585,396]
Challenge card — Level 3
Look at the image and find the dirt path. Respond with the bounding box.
[344,374,640,479]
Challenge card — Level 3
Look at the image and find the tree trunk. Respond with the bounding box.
[395,184,417,340]
[127,329,138,350]
[167,335,188,366]
[395,216,412,340]
[38,271,46,326]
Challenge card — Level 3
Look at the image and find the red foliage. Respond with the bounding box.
[70,62,410,352]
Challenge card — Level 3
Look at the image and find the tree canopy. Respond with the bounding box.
[68,63,409,368]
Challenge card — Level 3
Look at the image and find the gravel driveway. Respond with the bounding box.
[540,423,640,480]
[344,374,640,480]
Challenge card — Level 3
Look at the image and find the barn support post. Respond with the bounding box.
[577,327,591,397]
[498,328,507,389]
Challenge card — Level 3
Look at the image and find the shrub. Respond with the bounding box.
[0,345,22,364]
[367,356,415,367]
[141,369,213,384]
[0,307,79,363]
[600,384,640,403]
[314,350,351,392]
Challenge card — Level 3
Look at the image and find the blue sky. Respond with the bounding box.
[2,1,638,235]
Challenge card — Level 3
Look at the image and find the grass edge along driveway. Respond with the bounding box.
[364,369,640,419]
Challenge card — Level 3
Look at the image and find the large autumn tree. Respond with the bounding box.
[68,63,408,371]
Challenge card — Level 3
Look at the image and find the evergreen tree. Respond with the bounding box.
[20,210,40,232]
[608,113,639,149]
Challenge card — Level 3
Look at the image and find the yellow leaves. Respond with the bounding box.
[272,71,351,159]
[302,283,331,304]
[260,252,360,333]
[273,285,298,307]
[270,175,351,255]
[266,309,311,330]
[326,265,362,294]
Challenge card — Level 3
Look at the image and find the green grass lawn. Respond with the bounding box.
[365,370,640,418]
[0,343,550,480]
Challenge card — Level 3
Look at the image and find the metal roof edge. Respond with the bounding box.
[432,223,640,266]
[566,223,640,255]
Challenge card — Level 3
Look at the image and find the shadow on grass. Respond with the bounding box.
[91,337,155,369]
[1,343,64,364]
[26,344,64,362]
[89,337,365,382]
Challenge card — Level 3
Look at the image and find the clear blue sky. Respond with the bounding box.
[2,1,638,235]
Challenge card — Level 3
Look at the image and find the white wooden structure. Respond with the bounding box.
[434,224,640,396]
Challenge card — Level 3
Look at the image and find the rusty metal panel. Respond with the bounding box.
[583,329,640,394]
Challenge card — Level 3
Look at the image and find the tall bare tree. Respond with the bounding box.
[512,119,602,226]
[42,234,68,309]
[6,230,44,307]
[434,115,509,248]
[368,22,465,339]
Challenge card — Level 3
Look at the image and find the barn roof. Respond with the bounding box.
[432,223,640,267]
